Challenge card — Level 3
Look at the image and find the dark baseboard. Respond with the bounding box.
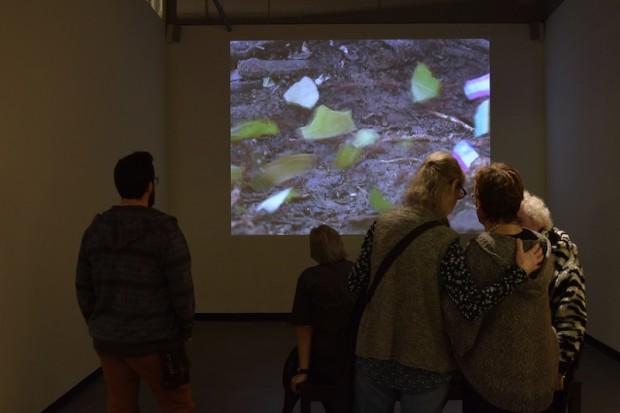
[194,312,290,322]
[41,368,102,413]
[585,334,620,363]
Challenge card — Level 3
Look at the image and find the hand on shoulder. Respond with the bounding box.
[515,238,544,276]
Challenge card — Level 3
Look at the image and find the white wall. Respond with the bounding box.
[0,1,166,411]
[546,0,620,352]
[166,24,546,314]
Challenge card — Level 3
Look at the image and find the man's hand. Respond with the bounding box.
[515,238,543,275]
[291,373,309,393]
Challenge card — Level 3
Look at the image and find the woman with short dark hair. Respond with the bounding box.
[442,163,559,413]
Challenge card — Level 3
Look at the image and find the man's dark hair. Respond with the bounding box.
[114,151,155,199]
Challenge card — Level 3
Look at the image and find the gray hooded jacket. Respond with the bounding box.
[442,230,559,412]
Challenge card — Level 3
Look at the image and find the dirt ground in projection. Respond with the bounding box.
[230,39,490,235]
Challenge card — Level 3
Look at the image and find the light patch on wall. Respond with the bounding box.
[146,0,163,18]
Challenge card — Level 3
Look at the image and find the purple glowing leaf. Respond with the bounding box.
[464,73,490,100]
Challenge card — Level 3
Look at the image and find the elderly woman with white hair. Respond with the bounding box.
[518,191,587,413]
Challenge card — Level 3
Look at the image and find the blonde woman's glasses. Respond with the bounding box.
[458,186,467,200]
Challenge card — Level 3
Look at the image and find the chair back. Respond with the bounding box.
[281,345,353,413]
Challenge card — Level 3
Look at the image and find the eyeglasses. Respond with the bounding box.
[153,177,160,186]
[458,186,467,200]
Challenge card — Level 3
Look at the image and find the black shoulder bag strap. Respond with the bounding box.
[361,219,444,311]
[346,219,444,358]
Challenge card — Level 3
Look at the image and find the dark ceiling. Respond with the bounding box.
[168,0,566,27]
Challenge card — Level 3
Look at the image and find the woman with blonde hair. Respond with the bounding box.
[348,152,543,413]
[286,224,357,412]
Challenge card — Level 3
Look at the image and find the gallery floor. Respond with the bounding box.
[51,321,620,413]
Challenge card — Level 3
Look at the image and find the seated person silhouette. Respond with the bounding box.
[282,225,357,413]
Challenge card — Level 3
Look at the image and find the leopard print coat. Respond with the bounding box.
[545,227,587,375]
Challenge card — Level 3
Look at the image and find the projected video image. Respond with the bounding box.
[231,39,490,235]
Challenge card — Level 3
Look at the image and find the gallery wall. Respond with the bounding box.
[0,1,166,411]
[545,0,620,352]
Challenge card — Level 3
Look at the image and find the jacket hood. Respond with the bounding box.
[87,205,174,250]
[474,228,551,296]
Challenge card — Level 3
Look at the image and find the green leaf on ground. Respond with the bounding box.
[252,154,316,191]
[369,187,394,212]
[334,144,363,169]
[299,105,356,140]
[231,165,243,186]
[411,63,441,103]
[231,120,279,141]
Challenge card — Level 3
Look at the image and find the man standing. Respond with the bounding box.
[76,151,195,412]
